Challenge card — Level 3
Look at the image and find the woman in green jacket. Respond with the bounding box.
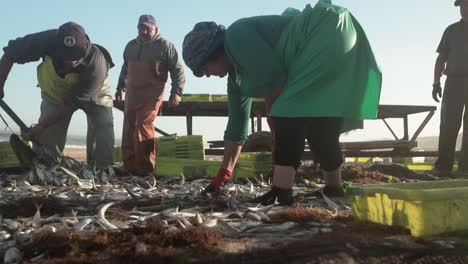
[182,0,382,205]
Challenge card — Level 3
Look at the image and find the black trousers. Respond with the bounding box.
[273,117,343,171]
[435,77,468,172]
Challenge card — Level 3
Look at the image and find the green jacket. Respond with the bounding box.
[224,1,382,144]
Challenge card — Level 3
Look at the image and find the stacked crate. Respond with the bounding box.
[156,157,221,179]
[156,135,205,160]
[113,135,205,163]
[0,141,22,168]
[234,152,272,178]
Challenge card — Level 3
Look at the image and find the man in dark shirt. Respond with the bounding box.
[0,22,115,170]
[433,0,468,175]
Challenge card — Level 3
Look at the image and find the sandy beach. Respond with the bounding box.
[63,147,87,161]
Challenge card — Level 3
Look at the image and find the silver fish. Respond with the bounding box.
[257,212,270,222]
[164,212,196,219]
[180,174,185,185]
[320,190,339,215]
[245,212,262,222]
[176,219,187,229]
[2,219,19,232]
[139,213,160,222]
[247,204,274,213]
[202,218,217,228]
[77,179,94,189]
[74,218,93,231]
[217,219,239,237]
[4,247,22,264]
[0,231,11,241]
[33,204,42,229]
[97,202,118,230]
[59,166,81,181]
[195,214,203,225]
[178,216,192,228]
[13,232,31,246]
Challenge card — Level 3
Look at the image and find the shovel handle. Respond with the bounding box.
[0,99,29,132]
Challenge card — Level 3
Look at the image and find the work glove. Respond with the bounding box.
[432,82,442,103]
[115,88,124,102]
[203,168,232,194]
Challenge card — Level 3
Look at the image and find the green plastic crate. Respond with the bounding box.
[113,136,205,162]
[156,135,205,160]
[235,152,272,178]
[0,141,22,168]
[209,94,228,102]
[155,157,220,179]
[348,180,468,237]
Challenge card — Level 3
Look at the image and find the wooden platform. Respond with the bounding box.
[117,99,437,157]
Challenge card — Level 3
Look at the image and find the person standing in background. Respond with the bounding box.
[432,0,468,175]
[115,15,185,176]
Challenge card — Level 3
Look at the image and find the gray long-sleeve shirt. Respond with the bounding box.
[437,20,468,77]
[117,34,185,96]
[3,29,114,108]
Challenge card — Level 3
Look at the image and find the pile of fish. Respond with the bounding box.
[0,157,352,263]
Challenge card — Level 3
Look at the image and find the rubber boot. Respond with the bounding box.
[322,165,345,197]
[251,165,296,206]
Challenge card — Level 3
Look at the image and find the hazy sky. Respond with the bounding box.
[0,0,461,143]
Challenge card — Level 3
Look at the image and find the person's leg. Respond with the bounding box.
[458,79,468,173]
[34,93,71,155]
[436,78,464,173]
[306,117,344,196]
[134,102,159,175]
[252,117,307,205]
[86,114,96,165]
[122,103,137,172]
[85,104,114,169]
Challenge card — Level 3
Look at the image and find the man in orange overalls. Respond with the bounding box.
[115,15,185,176]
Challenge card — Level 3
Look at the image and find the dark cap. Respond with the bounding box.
[138,15,157,28]
[455,0,460,6]
[56,22,90,61]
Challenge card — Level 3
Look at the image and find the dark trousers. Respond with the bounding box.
[273,117,343,171]
[435,77,468,172]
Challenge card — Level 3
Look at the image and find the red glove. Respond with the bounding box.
[210,168,232,192]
